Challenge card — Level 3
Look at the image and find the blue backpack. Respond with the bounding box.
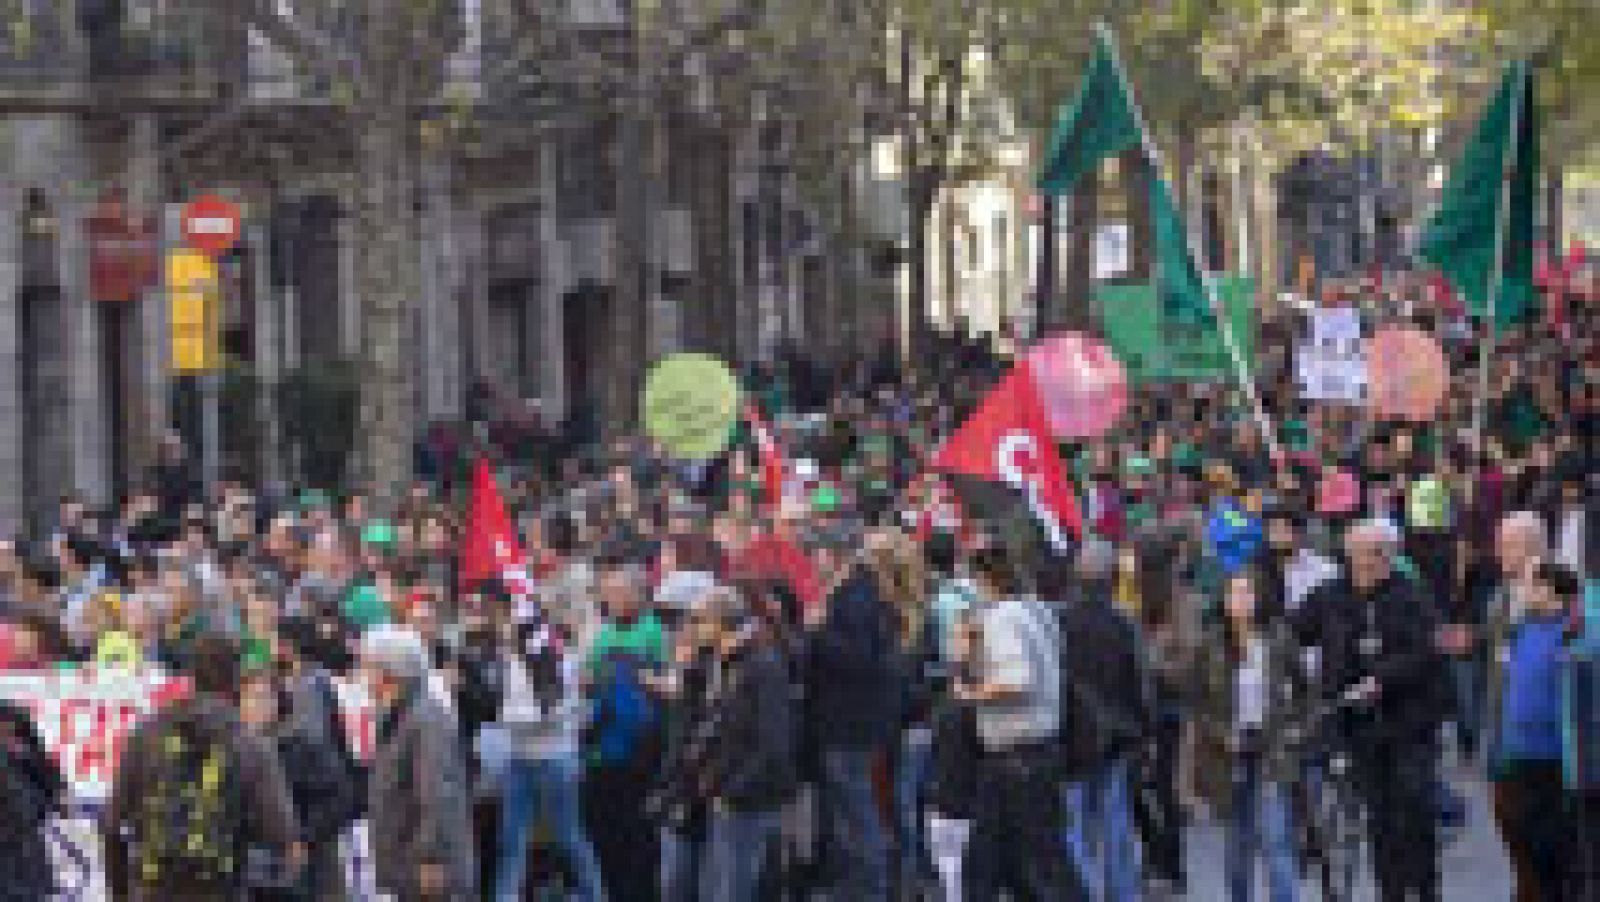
[587,653,662,767]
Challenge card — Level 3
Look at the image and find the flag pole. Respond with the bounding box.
[1094,22,1282,461]
[1472,59,1527,461]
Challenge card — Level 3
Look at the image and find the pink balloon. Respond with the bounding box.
[1367,327,1448,422]
[1025,332,1130,439]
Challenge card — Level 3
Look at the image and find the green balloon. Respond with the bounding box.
[642,353,742,461]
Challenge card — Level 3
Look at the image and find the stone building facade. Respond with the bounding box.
[0,2,897,533]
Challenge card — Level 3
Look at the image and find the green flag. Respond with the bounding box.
[1036,32,1143,196]
[1152,175,1211,325]
[1418,60,1538,330]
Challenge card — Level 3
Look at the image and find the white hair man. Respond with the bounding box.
[360,626,478,900]
[1313,517,1448,900]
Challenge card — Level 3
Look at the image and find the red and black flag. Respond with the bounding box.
[932,364,1082,558]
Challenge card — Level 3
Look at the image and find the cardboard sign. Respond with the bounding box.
[1298,307,1367,402]
[642,353,741,460]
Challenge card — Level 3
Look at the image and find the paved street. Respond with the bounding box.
[1184,766,1512,901]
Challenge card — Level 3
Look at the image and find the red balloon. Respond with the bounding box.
[1024,332,1129,439]
[1367,327,1448,422]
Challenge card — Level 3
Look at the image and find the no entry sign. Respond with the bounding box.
[180,195,241,256]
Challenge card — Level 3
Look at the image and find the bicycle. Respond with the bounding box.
[1290,693,1367,902]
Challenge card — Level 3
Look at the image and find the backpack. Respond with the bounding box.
[308,674,366,832]
[134,713,248,888]
[274,728,360,847]
[1564,640,1600,794]
[586,653,663,767]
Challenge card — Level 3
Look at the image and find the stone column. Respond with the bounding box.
[249,223,284,487]
[458,205,491,392]
[538,141,568,422]
[418,157,463,423]
[55,131,111,507]
[129,115,168,478]
[0,151,22,533]
[337,207,360,356]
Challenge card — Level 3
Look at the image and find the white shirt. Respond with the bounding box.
[1558,508,1586,577]
[1235,638,1269,732]
[499,651,582,760]
[1284,549,1341,612]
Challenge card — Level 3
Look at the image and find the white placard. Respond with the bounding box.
[1299,307,1366,402]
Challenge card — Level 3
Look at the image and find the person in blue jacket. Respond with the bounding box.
[1487,561,1581,901]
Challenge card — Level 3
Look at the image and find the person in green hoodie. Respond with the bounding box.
[582,559,667,902]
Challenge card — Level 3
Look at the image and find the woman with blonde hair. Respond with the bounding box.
[865,527,943,896]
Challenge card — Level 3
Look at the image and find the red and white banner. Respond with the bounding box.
[0,667,376,803]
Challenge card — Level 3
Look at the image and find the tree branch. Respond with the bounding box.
[208,0,360,92]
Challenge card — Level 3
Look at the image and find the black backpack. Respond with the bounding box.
[311,672,367,828]
[133,713,249,888]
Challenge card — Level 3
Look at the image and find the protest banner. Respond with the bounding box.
[642,353,741,460]
[0,667,378,901]
[1298,306,1367,402]
[1094,275,1256,384]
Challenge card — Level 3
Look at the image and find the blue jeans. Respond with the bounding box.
[703,808,784,901]
[1451,656,1484,758]
[1226,761,1297,902]
[494,755,606,902]
[660,826,705,902]
[1065,757,1140,901]
[820,745,890,897]
[895,728,934,887]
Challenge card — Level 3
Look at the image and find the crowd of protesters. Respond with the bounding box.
[0,266,1594,902]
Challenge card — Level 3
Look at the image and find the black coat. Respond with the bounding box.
[0,701,62,901]
[1298,572,1448,748]
[1056,589,1155,775]
[705,641,799,813]
[804,568,904,749]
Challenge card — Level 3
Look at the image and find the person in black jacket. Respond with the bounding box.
[240,668,358,902]
[1053,541,1153,902]
[804,536,903,900]
[701,584,799,901]
[0,699,63,902]
[1307,519,1448,901]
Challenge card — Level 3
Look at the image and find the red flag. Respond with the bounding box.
[933,364,1082,548]
[744,402,788,510]
[459,458,534,601]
